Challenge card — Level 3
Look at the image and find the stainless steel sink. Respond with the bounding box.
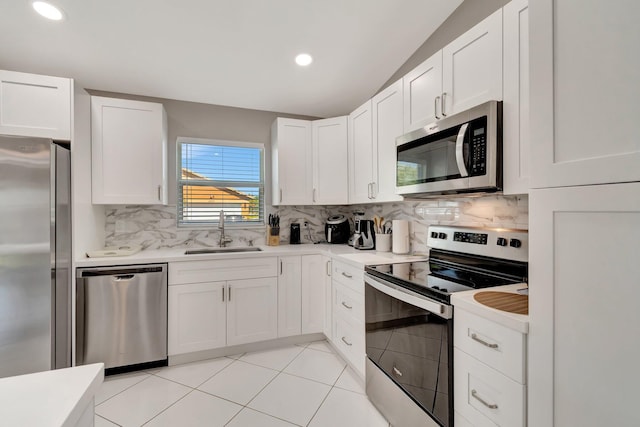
[184,247,262,255]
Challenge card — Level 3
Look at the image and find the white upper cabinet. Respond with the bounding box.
[503,0,530,195]
[0,70,72,140]
[402,51,443,133]
[271,118,313,205]
[91,96,167,205]
[530,0,640,188]
[312,117,348,204]
[442,8,503,116]
[372,80,404,202]
[348,100,374,204]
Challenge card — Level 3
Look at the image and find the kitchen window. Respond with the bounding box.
[177,137,264,227]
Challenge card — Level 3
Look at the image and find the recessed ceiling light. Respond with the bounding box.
[295,53,313,67]
[32,1,65,21]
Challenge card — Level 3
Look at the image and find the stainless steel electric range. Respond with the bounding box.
[364,226,528,427]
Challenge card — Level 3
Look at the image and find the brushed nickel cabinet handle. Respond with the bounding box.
[313,188,317,203]
[341,301,352,310]
[341,336,352,346]
[157,185,161,201]
[471,333,499,349]
[471,389,498,409]
[441,92,447,116]
[222,287,225,302]
[280,189,283,203]
[341,272,352,279]
[228,285,231,301]
[392,366,403,377]
[326,260,331,276]
[280,261,283,275]
[434,96,441,119]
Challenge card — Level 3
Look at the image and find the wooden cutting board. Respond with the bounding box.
[473,291,528,315]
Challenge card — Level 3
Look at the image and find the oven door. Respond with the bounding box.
[365,273,453,427]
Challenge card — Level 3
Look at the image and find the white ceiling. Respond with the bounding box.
[0,0,462,118]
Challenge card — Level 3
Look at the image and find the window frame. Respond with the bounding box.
[176,136,265,229]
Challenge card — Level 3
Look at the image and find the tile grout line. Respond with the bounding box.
[139,388,200,426]
[95,372,153,408]
[95,413,123,427]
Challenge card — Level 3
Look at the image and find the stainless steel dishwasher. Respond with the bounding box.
[76,264,167,371]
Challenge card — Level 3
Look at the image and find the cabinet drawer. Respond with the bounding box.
[169,257,277,284]
[333,314,365,377]
[332,260,364,294]
[454,308,526,383]
[333,281,364,324]
[454,348,525,427]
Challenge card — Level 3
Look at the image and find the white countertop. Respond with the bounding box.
[451,283,529,334]
[0,363,104,427]
[75,243,427,268]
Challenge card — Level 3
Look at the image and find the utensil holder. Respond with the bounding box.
[375,233,391,252]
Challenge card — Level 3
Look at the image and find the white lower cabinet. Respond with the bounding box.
[329,260,365,378]
[227,278,278,346]
[301,255,325,334]
[453,307,527,427]
[168,259,278,356]
[322,256,332,340]
[277,256,302,337]
[168,281,226,355]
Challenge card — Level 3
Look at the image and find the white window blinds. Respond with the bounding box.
[177,137,264,227]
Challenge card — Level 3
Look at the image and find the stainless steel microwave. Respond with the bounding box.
[396,100,502,197]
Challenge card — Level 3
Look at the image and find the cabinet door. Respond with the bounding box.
[91,96,167,205]
[372,80,404,202]
[0,70,71,140]
[529,183,640,427]
[442,8,503,116]
[322,257,332,339]
[301,255,324,334]
[348,100,374,204]
[503,0,530,195]
[530,1,640,188]
[168,282,226,355]
[227,278,278,346]
[312,117,348,205]
[277,256,302,337]
[402,51,443,133]
[271,118,312,205]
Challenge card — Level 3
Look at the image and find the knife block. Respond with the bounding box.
[266,226,280,246]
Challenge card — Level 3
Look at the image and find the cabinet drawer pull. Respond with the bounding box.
[313,188,317,203]
[280,189,283,203]
[228,286,231,301]
[341,272,353,279]
[326,260,331,276]
[341,336,352,346]
[471,389,498,409]
[471,333,499,349]
[341,301,352,310]
[222,287,225,302]
[392,366,403,377]
[434,96,441,119]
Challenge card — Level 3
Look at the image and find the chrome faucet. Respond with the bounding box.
[218,210,233,247]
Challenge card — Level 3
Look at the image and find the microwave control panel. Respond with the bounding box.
[469,117,487,176]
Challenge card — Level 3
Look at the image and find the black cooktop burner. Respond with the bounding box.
[365,251,527,304]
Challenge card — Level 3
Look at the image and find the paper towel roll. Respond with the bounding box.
[392,220,410,254]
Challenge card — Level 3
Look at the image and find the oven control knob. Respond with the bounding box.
[431,232,438,239]
[497,237,508,246]
[510,238,522,248]
[438,232,447,239]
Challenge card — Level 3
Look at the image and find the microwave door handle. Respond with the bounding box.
[455,123,469,177]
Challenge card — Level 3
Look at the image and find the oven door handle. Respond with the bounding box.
[455,123,469,177]
[364,273,452,320]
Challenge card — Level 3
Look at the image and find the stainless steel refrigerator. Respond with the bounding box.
[0,135,71,378]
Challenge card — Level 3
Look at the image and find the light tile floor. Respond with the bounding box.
[94,340,389,427]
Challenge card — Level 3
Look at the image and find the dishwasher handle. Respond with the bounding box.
[78,265,165,277]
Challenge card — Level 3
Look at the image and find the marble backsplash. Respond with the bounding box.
[105,194,528,255]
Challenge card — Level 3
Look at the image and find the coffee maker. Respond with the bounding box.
[348,211,365,246]
[354,219,375,250]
